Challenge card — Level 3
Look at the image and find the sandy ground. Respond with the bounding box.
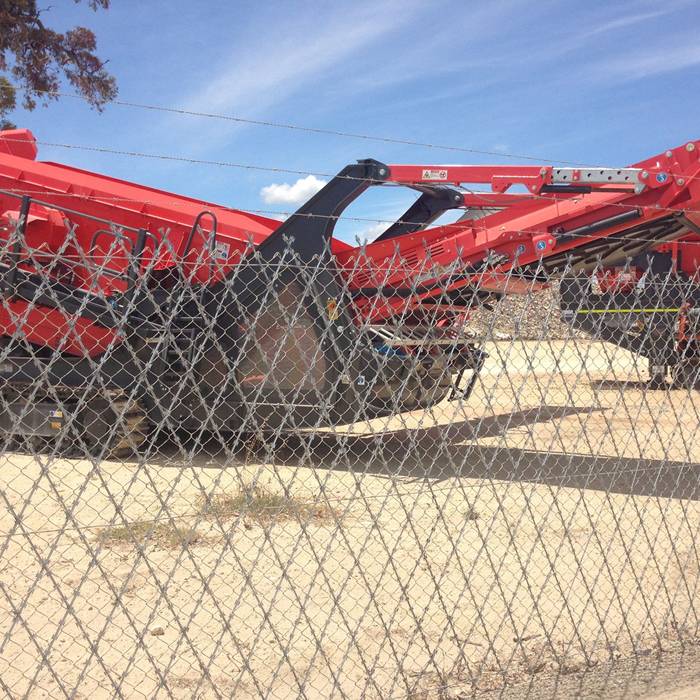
[1,340,700,699]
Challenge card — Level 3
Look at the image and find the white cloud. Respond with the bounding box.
[176,1,425,133]
[580,9,670,39]
[590,38,700,82]
[260,175,327,206]
[355,222,387,244]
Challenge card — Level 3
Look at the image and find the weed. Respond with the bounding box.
[198,486,337,526]
[96,520,201,549]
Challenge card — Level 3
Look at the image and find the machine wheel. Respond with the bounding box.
[0,391,152,459]
[362,368,453,418]
[95,399,151,458]
[647,362,668,389]
[672,361,700,390]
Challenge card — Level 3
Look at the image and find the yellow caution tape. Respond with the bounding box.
[576,308,680,314]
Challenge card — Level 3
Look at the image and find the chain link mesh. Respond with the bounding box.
[0,215,698,699]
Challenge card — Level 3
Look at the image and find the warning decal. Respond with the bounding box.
[421,169,448,181]
[215,241,230,260]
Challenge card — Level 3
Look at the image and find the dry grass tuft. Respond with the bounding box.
[96,521,201,549]
[198,485,338,526]
[464,506,480,521]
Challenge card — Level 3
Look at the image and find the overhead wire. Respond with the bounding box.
[5,84,607,167]
[13,83,700,187]
[0,109,698,251]
[0,166,697,252]
[5,82,700,187]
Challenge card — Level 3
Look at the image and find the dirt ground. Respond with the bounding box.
[1,340,699,699]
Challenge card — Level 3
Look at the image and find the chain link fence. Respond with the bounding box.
[0,216,699,699]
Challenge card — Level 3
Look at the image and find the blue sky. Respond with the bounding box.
[8,0,700,241]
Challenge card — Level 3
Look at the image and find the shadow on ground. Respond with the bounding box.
[591,378,669,391]
[154,404,700,501]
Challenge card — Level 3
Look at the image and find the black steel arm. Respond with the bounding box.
[224,159,390,300]
[375,186,464,241]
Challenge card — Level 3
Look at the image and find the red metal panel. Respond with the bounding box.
[1,129,700,350]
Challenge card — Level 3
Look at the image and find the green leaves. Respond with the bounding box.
[0,0,116,127]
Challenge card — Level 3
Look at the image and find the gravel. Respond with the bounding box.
[468,282,583,341]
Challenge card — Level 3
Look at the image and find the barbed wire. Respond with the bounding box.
[0,177,699,252]
[3,86,700,700]
[4,84,606,167]
[3,126,700,203]
[1,129,697,193]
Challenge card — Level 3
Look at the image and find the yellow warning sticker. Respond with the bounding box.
[327,298,339,321]
[577,308,680,314]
